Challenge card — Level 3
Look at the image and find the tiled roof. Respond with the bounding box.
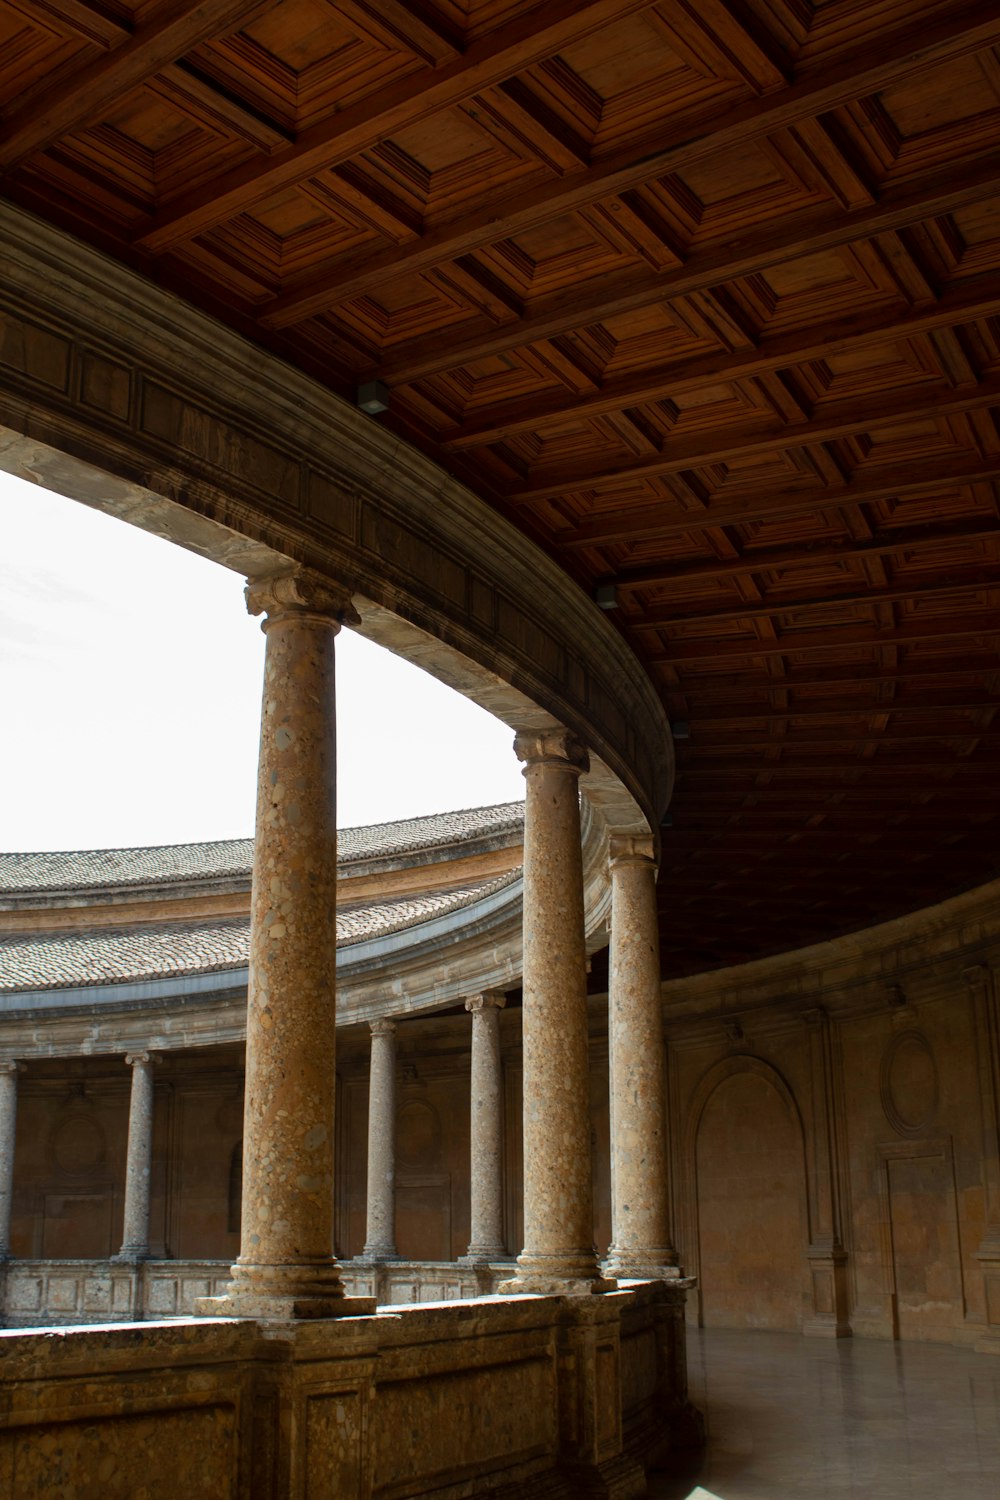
[0,803,523,896]
[0,873,519,993]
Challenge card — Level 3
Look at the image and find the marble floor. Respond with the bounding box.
[649,1327,1000,1499]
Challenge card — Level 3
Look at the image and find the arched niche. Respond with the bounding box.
[687,1056,812,1333]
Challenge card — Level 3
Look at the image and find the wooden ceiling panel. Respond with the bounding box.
[0,1,98,107]
[187,0,426,134]
[872,49,1000,181]
[54,81,262,209]
[431,0,546,48]
[523,4,759,160]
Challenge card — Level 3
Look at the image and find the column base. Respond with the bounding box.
[111,1248,150,1264]
[459,1247,510,1266]
[196,1259,375,1321]
[498,1252,618,1297]
[603,1248,682,1281]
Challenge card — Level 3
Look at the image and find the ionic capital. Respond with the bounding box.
[245,569,360,628]
[125,1051,156,1068]
[513,728,589,774]
[608,833,657,868]
[370,1018,397,1038]
[0,1060,23,1077]
[465,991,507,1014]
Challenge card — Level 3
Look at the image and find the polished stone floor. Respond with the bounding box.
[649,1327,1000,1498]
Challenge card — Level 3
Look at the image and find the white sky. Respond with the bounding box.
[0,472,526,852]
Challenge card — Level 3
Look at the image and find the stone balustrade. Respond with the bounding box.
[0,1258,518,1327]
[0,1281,699,1498]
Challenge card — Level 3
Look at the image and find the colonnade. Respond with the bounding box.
[0,568,678,1304]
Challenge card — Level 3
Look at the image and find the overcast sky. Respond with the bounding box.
[0,472,525,853]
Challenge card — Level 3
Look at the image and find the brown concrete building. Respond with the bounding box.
[2,0,1000,1493]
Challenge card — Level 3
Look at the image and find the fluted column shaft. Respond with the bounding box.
[0,1062,21,1258]
[206,570,373,1320]
[116,1051,155,1259]
[605,839,677,1278]
[363,1019,398,1260]
[465,993,507,1261]
[501,729,613,1296]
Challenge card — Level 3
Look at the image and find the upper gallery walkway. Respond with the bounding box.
[651,1327,1000,1500]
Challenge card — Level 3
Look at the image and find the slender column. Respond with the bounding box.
[964,963,1000,1351]
[801,1007,851,1337]
[114,1051,156,1260]
[604,836,678,1279]
[0,1061,22,1259]
[203,569,373,1319]
[362,1019,399,1260]
[464,992,507,1262]
[500,729,614,1296]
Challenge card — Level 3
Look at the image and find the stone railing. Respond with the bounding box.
[0,1258,516,1328]
[0,1281,700,1498]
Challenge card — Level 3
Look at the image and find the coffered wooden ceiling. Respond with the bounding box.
[3,0,1000,974]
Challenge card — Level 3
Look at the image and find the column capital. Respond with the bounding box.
[0,1060,23,1076]
[124,1051,157,1068]
[370,1018,397,1037]
[963,963,992,997]
[608,833,657,868]
[513,728,589,774]
[465,992,507,1014]
[245,568,360,627]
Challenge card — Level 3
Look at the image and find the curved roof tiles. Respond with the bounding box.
[0,802,523,896]
[0,872,519,993]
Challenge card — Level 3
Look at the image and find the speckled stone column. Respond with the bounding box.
[204,570,374,1320]
[114,1051,156,1261]
[500,730,614,1296]
[362,1019,399,1260]
[604,837,678,1280]
[464,992,507,1262]
[0,1061,21,1259]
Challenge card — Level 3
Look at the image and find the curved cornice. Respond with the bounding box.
[0,203,671,833]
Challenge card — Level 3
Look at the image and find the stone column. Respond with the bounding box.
[464,992,507,1262]
[605,836,678,1279]
[114,1052,157,1260]
[500,729,613,1296]
[203,569,373,1319]
[0,1061,22,1259]
[362,1019,399,1261]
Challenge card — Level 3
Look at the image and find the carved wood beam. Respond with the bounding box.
[556,455,1000,548]
[437,232,1000,444]
[670,719,1000,746]
[507,377,1000,500]
[0,0,274,168]
[645,611,1000,663]
[671,657,1000,696]
[662,692,1000,723]
[610,520,1000,592]
[134,0,658,252]
[674,754,1000,775]
[631,575,1000,631]
[259,4,1000,334]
